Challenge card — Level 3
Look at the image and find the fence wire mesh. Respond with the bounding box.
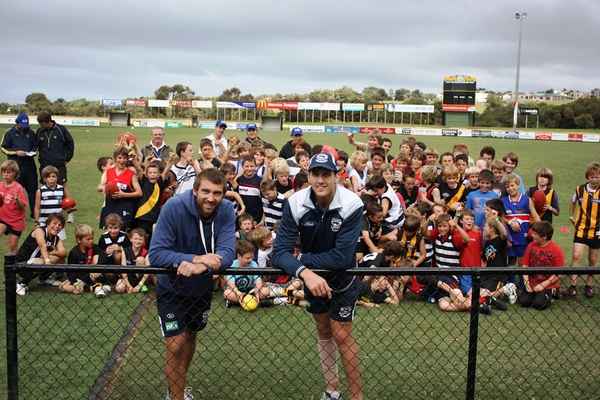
[4,264,600,400]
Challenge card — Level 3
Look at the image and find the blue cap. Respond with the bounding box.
[246,123,257,131]
[290,127,303,137]
[215,120,227,128]
[308,152,337,173]
[15,112,29,128]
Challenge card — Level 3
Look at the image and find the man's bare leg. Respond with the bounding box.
[331,320,363,400]
[165,331,197,400]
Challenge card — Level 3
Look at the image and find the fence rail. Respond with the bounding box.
[4,259,600,400]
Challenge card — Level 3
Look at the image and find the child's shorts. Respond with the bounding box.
[0,219,22,237]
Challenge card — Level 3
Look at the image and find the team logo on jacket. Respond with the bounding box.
[331,217,342,232]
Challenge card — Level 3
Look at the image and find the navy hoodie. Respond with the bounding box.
[149,190,236,297]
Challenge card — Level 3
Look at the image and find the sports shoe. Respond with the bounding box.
[502,283,518,304]
[479,303,492,315]
[94,285,106,298]
[67,212,75,224]
[273,297,288,305]
[321,390,342,400]
[166,388,194,400]
[563,285,577,298]
[16,282,28,296]
[584,285,594,298]
[488,297,508,311]
[102,285,112,294]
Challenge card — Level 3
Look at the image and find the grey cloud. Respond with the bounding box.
[1,0,599,102]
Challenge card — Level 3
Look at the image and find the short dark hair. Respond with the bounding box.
[366,201,383,216]
[220,163,236,175]
[241,155,255,166]
[530,221,554,240]
[97,156,111,172]
[479,169,495,183]
[193,168,226,191]
[439,152,454,163]
[293,172,308,191]
[454,153,469,164]
[485,198,505,216]
[382,241,404,258]
[104,213,122,228]
[311,145,323,156]
[404,214,421,232]
[199,139,213,149]
[37,111,52,124]
[337,150,349,164]
[480,146,496,159]
[367,175,387,190]
[236,240,255,256]
[371,147,386,161]
[260,180,277,192]
[176,141,192,158]
[46,213,65,227]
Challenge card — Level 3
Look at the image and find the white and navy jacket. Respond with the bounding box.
[272,185,363,290]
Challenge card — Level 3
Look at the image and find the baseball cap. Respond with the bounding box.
[290,127,303,137]
[215,120,227,128]
[15,112,29,128]
[308,152,337,173]
[246,123,257,131]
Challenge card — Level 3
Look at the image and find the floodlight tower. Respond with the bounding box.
[512,11,527,132]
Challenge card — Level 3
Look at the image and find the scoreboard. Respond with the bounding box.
[443,75,476,105]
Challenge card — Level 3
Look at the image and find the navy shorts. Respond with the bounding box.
[157,291,212,338]
[304,277,361,322]
[0,219,22,237]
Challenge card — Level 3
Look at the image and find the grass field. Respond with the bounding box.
[1,126,600,399]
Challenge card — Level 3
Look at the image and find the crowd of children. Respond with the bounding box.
[3,125,599,315]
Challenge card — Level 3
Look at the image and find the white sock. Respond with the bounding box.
[318,338,339,390]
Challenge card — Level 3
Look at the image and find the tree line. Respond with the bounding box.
[1,86,599,129]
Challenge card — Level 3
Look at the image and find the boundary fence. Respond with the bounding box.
[4,259,600,400]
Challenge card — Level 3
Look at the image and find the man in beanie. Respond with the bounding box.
[1,112,38,216]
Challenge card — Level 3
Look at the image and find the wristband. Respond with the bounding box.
[296,265,307,279]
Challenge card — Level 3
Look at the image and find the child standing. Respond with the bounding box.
[0,160,28,256]
[133,160,165,240]
[502,174,540,266]
[466,169,499,230]
[527,167,560,224]
[236,155,263,223]
[260,180,286,230]
[349,150,369,193]
[34,165,69,240]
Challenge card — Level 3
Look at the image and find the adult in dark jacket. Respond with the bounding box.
[36,111,74,185]
[278,126,305,159]
[1,112,38,216]
[149,169,235,400]
[272,152,364,400]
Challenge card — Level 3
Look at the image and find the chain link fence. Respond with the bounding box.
[4,260,600,400]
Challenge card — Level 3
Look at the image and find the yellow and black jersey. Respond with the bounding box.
[399,230,422,260]
[573,184,600,240]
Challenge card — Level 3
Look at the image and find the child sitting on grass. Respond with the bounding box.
[61,224,102,295]
[116,228,151,294]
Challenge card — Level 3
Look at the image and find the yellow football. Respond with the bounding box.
[241,294,258,312]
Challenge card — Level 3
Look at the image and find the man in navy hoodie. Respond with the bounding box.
[150,169,235,400]
[272,152,364,400]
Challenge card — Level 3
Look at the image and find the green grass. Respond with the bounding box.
[1,126,600,399]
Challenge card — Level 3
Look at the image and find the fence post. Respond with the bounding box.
[465,271,481,400]
[4,255,19,400]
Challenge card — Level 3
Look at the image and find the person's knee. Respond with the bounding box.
[331,323,353,346]
[166,334,192,359]
[532,293,551,310]
[588,250,599,265]
[314,314,333,339]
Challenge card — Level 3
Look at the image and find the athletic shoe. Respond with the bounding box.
[273,297,288,305]
[502,283,518,304]
[479,303,492,316]
[563,285,577,298]
[67,212,75,224]
[584,285,594,298]
[16,282,28,296]
[102,285,112,294]
[94,285,106,298]
[225,299,232,309]
[165,388,194,400]
[488,297,508,311]
[321,390,342,400]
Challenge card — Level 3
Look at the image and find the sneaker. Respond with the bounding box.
[479,303,492,315]
[67,212,75,224]
[273,297,288,305]
[225,299,232,309]
[489,297,508,311]
[563,285,577,298]
[584,285,594,298]
[16,282,28,296]
[321,390,342,400]
[165,387,194,400]
[502,283,518,304]
[184,387,194,400]
[102,285,112,294]
[94,285,106,298]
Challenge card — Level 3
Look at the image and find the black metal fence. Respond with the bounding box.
[4,260,600,400]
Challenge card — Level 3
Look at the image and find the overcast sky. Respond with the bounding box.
[1,0,599,103]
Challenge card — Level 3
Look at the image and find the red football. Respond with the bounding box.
[321,145,339,161]
[61,197,77,210]
[532,190,546,215]
[105,181,119,197]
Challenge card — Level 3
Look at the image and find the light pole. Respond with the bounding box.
[512,11,527,132]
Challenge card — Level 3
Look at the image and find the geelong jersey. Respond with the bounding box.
[98,231,130,252]
[38,184,64,226]
[262,193,285,230]
[16,228,59,263]
[502,194,531,246]
[358,252,389,268]
[381,184,405,228]
[170,164,196,195]
[573,184,600,240]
